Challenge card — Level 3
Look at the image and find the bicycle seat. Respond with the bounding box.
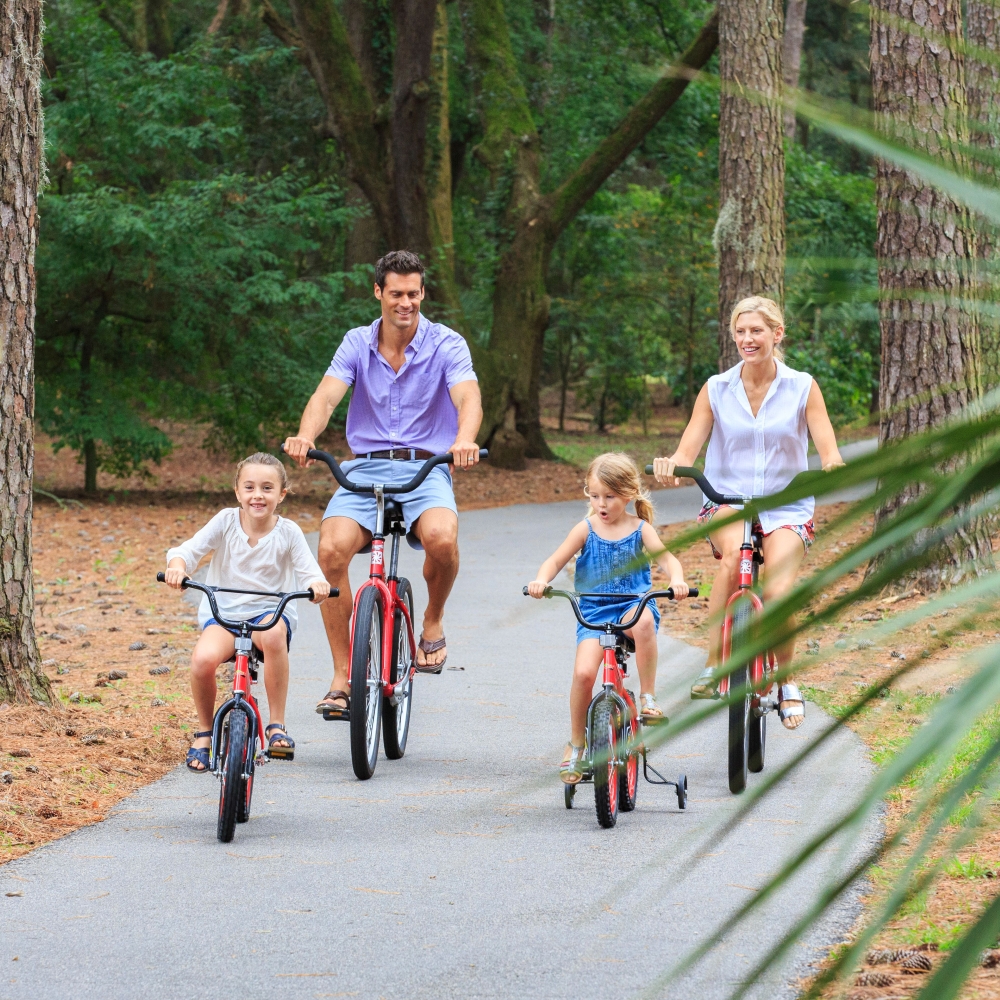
[357,499,424,553]
[621,636,636,655]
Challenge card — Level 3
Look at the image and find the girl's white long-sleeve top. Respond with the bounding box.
[165,509,324,632]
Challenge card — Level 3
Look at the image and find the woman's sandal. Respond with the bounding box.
[690,666,719,700]
[560,742,586,785]
[415,634,447,674]
[185,731,212,772]
[316,690,349,720]
[265,723,295,760]
[778,683,805,730]
[639,693,666,724]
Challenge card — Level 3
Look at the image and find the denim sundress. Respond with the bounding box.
[573,520,659,644]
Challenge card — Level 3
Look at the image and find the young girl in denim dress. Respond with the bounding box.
[527,453,688,784]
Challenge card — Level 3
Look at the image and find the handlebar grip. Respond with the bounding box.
[156,572,165,582]
[522,585,529,596]
[689,587,699,598]
[479,449,489,459]
[644,465,654,475]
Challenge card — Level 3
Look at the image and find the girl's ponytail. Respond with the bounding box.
[584,453,655,524]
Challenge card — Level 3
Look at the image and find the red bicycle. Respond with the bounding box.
[298,446,487,780]
[650,465,780,794]
[523,587,696,828]
[155,573,327,842]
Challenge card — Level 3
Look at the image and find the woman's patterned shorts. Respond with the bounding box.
[697,502,815,560]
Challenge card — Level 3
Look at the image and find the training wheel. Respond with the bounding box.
[564,783,576,809]
[677,773,688,810]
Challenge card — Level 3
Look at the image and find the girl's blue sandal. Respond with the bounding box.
[265,723,295,761]
[186,731,212,772]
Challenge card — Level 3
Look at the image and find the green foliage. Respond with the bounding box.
[37,0,368,486]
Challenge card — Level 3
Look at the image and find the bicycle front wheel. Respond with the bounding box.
[592,697,619,828]
[350,586,384,780]
[728,599,755,795]
[383,578,414,760]
[218,711,248,843]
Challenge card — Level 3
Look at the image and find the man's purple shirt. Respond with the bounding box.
[326,314,477,455]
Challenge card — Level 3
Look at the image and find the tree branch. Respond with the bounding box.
[282,0,394,236]
[261,0,305,52]
[543,7,719,240]
[90,0,138,51]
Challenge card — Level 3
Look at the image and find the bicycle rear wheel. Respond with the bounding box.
[592,697,619,828]
[383,578,413,760]
[217,711,248,843]
[728,600,754,795]
[618,699,638,813]
[350,587,384,780]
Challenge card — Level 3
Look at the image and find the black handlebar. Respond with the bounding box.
[280,444,489,495]
[644,464,746,505]
[522,586,698,633]
[156,573,333,631]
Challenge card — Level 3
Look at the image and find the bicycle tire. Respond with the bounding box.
[728,599,754,795]
[350,586,383,780]
[217,711,248,843]
[237,715,255,824]
[565,783,575,809]
[618,699,638,813]
[383,578,413,760]
[592,697,619,828]
[748,709,766,773]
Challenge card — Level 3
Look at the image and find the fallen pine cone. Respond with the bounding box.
[981,949,1000,968]
[866,949,897,965]
[128,641,147,651]
[148,665,170,676]
[901,953,933,973]
[9,749,30,758]
[108,669,128,681]
[856,970,894,987]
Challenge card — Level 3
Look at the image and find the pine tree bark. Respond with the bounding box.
[715,0,785,371]
[0,0,50,705]
[782,0,807,140]
[870,0,994,587]
[967,1,1000,387]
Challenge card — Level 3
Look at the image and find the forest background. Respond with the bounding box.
[37,0,876,491]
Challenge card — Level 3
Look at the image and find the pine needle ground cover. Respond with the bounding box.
[653,510,1000,1000]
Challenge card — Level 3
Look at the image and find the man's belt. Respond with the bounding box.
[354,449,435,461]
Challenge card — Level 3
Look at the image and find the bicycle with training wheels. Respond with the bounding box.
[287,445,487,780]
[155,573,329,842]
[646,464,781,795]
[522,587,696,829]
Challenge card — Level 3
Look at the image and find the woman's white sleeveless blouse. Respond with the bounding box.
[703,361,814,532]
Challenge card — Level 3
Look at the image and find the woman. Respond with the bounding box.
[653,296,844,729]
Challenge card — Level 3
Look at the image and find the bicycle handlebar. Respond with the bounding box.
[644,464,746,505]
[522,586,698,633]
[281,444,489,495]
[156,573,333,632]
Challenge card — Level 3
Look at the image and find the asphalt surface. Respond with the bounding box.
[1,445,879,1000]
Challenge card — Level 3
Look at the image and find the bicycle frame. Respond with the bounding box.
[350,486,417,701]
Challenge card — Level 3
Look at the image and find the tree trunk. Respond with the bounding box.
[715,0,785,371]
[0,0,50,706]
[870,0,994,587]
[782,0,807,140]
[461,0,719,463]
[686,290,696,413]
[967,1,1000,387]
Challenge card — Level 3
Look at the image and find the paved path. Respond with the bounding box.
[1,452,878,1000]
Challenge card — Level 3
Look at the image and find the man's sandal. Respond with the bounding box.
[316,690,349,720]
[415,634,447,674]
[561,742,586,785]
[690,667,719,700]
[778,683,805,730]
[265,723,295,760]
[639,693,667,724]
[186,731,212,772]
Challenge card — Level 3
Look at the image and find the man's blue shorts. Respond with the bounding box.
[322,458,457,534]
[204,612,293,650]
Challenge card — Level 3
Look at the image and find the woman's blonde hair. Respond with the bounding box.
[730,295,785,363]
[233,452,290,492]
[584,452,655,524]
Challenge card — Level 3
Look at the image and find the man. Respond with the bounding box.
[283,250,482,717]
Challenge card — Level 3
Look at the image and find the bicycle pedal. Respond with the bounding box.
[641,714,669,726]
[321,709,350,722]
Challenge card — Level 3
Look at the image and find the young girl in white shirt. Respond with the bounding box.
[164,453,330,770]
